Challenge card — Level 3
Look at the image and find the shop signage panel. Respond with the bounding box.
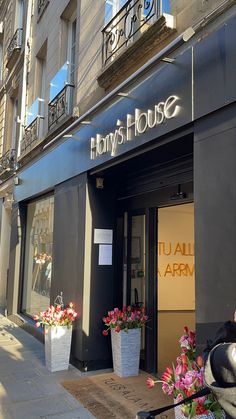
[194,15,236,119]
[90,95,180,159]
[15,49,192,202]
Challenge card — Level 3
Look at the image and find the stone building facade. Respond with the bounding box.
[0,0,235,373]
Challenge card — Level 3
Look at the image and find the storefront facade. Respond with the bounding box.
[6,10,236,373]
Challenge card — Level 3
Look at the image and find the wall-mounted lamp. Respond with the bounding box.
[182,26,195,42]
[162,57,175,63]
[117,92,129,97]
[117,92,133,98]
[96,177,104,189]
[63,134,80,140]
[80,120,91,125]
[116,119,124,126]
[171,184,187,200]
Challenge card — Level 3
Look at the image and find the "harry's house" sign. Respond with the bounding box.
[90,95,180,160]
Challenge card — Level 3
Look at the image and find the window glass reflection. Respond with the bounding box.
[22,195,54,316]
[49,62,69,102]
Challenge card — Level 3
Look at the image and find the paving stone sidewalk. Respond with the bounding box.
[0,314,95,419]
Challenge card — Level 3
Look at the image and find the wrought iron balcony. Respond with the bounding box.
[37,0,50,21]
[0,149,16,178]
[7,28,23,67]
[21,117,42,155]
[48,84,74,131]
[102,0,159,65]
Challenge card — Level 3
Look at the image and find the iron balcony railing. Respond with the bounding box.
[48,84,74,130]
[21,117,41,155]
[102,0,159,65]
[0,149,16,176]
[7,28,23,59]
[37,0,50,21]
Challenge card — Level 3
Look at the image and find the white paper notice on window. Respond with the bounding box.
[94,229,113,244]
[98,244,112,265]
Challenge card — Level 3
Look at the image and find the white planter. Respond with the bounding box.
[111,328,141,377]
[44,326,72,372]
[175,403,226,419]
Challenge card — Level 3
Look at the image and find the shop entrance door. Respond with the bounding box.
[121,209,157,371]
[118,201,194,374]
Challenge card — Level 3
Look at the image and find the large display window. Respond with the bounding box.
[22,195,54,316]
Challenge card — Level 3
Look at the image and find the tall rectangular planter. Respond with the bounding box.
[111,328,141,377]
[44,326,72,372]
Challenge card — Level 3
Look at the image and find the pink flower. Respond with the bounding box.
[175,364,182,376]
[102,330,108,336]
[162,383,174,395]
[196,355,204,367]
[175,393,183,402]
[146,377,155,389]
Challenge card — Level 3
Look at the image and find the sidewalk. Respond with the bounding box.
[0,314,96,419]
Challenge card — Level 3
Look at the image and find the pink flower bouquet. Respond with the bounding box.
[102,305,148,335]
[34,302,78,329]
[147,327,223,418]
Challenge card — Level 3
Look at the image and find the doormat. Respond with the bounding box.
[62,371,174,419]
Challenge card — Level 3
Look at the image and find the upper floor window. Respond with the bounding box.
[11,98,18,149]
[68,19,76,84]
[105,0,127,25]
[60,8,77,86]
[15,0,24,29]
[0,41,3,81]
[49,62,69,102]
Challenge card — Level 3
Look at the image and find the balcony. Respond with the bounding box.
[6,28,23,70]
[21,117,42,155]
[0,149,16,180]
[20,97,44,156]
[103,0,160,65]
[48,84,74,130]
[37,0,50,22]
[99,0,175,88]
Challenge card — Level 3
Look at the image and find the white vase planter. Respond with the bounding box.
[174,403,226,419]
[111,328,141,377]
[44,325,72,372]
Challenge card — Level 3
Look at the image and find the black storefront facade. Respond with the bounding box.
[6,11,236,373]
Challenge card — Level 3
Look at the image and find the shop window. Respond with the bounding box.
[22,195,54,317]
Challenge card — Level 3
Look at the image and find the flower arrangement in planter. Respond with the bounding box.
[102,306,148,377]
[34,302,78,329]
[34,301,78,372]
[102,305,148,335]
[146,327,224,418]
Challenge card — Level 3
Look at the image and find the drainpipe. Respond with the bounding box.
[17,0,33,159]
